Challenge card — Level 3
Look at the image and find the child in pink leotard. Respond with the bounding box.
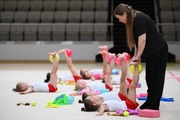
[79,46,108,81]
[91,73,105,79]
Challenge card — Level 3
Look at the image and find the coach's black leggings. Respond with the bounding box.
[140,43,168,110]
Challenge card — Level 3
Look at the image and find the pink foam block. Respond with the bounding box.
[136,94,141,98]
[138,109,160,118]
[140,93,148,97]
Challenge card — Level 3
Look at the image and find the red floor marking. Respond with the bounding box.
[168,71,180,82]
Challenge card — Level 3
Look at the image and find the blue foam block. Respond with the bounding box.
[97,88,109,94]
[111,69,119,75]
[160,97,174,102]
[68,96,74,102]
[138,97,174,102]
[67,97,73,104]
[138,97,147,100]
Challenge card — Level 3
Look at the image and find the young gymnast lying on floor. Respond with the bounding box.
[79,52,132,103]
[58,48,113,92]
[12,51,60,94]
[44,46,109,84]
[81,53,140,116]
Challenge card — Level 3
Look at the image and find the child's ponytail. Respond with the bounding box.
[44,79,49,83]
[12,88,17,92]
[78,100,84,103]
[81,107,86,111]
[44,72,50,83]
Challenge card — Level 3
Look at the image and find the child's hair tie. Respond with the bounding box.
[78,99,84,103]
[81,107,86,111]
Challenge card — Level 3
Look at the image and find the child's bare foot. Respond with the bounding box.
[58,49,66,54]
[109,53,116,60]
[117,53,128,74]
[121,52,127,58]
[98,46,108,51]
[98,50,108,56]
[48,51,57,57]
[98,46,104,51]
[108,53,116,61]
[117,53,123,60]
[117,53,127,61]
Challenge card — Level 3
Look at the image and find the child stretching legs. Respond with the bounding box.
[12,52,59,94]
[80,51,115,102]
[96,60,139,116]
[80,46,109,81]
[80,52,130,102]
[58,49,113,92]
[82,54,123,111]
[82,54,140,116]
[45,46,108,84]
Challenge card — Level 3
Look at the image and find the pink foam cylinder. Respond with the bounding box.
[115,57,122,66]
[125,53,131,61]
[115,53,130,66]
[140,93,148,97]
[92,90,100,95]
[66,49,72,57]
[124,53,131,62]
[124,56,128,63]
[107,55,117,63]
[136,94,141,98]
[138,109,160,118]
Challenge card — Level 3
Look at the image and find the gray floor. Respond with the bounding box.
[0,63,180,120]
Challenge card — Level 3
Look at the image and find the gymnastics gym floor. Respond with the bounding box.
[0,63,180,120]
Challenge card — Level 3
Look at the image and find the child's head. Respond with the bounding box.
[80,69,92,79]
[12,82,29,92]
[82,91,97,101]
[83,95,102,111]
[75,80,87,91]
[82,92,89,102]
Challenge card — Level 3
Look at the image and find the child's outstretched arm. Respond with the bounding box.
[58,49,81,77]
[96,104,109,116]
[19,86,34,95]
